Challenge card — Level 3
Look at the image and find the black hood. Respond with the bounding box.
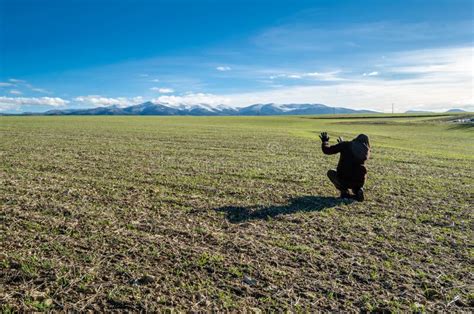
[351,134,370,162]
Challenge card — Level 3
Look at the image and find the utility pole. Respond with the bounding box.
[392,103,394,114]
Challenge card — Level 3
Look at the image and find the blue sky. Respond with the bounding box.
[0,0,473,113]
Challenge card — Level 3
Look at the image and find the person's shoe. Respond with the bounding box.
[354,188,365,202]
[340,190,351,199]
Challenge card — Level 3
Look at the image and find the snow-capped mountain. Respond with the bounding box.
[40,102,376,116]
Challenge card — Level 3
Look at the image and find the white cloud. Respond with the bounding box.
[2,79,50,93]
[8,78,26,83]
[150,87,174,93]
[223,80,472,112]
[216,66,231,71]
[385,46,473,79]
[31,88,49,93]
[222,46,474,112]
[363,71,379,76]
[270,70,343,81]
[153,93,231,106]
[151,79,160,82]
[269,74,285,79]
[73,95,144,107]
[0,96,69,110]
[304,72,321,77]
[9,90,22,95]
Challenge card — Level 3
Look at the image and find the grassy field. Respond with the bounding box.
[1,113,473,311]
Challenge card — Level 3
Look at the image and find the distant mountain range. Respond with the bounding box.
[2,102,468,116]
[445,108,467,113]
[405,108,467,114]
[24,102,377,116]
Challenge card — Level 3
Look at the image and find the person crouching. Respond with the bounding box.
[319,132,370,201]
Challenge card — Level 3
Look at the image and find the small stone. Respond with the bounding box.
[136,274,155,285]
[243,275,256,286]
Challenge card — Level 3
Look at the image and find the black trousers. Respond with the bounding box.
[327,169,362,192]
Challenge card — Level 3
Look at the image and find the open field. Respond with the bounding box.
[1,113,473,311]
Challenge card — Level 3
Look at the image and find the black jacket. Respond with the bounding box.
[322,139,369,188]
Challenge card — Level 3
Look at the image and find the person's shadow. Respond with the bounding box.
[215,195,352,223]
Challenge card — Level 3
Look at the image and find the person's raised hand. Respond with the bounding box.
[337,136,344,143]
[319,132,329,142]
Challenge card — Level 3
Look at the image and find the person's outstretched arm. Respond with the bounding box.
[320,132,343,155]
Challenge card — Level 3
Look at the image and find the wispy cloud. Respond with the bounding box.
[8,78,26,83]
[0,96,69,110]
[253,20,474,53]
[150,87,174,93]
[31,88,50,93]
[223,81,473,112]
[269,70,343,81]
[1,78,51,94]
[363,71,379,76]
[216,66,231,71]
[383,46,472,78]
[222,46,474,112]
[73,95,144,107]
